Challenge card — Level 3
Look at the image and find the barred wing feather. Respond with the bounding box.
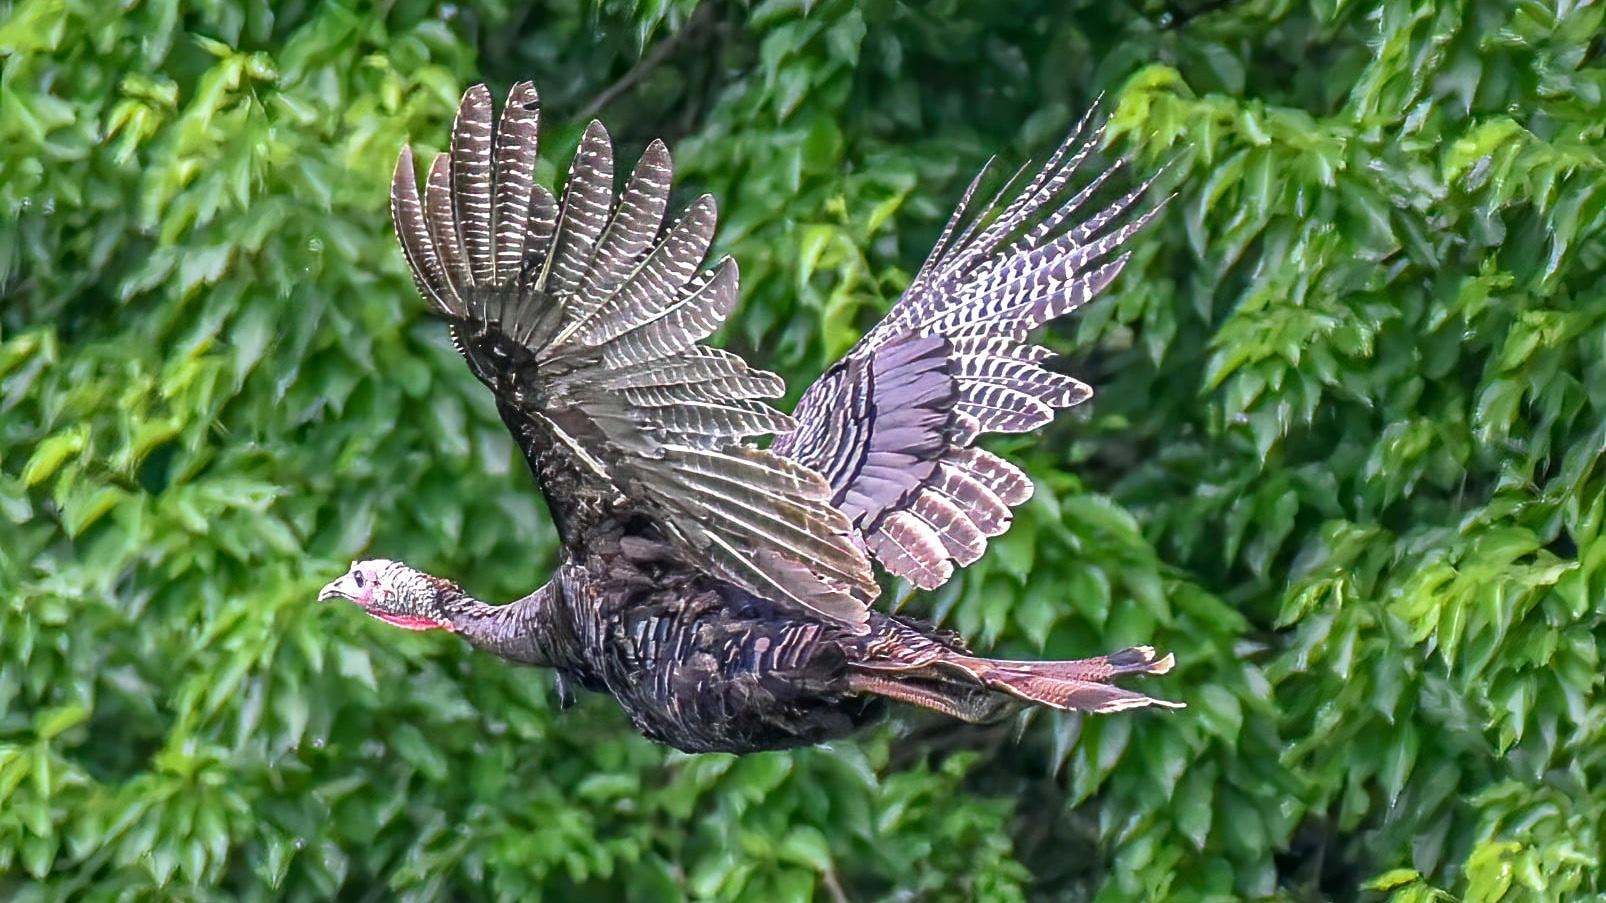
[774,110,1163,590]
[392,82,877,629]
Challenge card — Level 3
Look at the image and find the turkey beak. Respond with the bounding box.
[318,575,353,603]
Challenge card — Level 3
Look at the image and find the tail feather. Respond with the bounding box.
[856,644,1183,718]
[982,669,1182,714]
[985,644,1177,683]
[970,646,1182,715]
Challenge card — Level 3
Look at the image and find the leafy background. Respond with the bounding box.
[3,0,1604,899]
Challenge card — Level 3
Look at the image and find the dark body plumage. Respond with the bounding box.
[476,413,969,752]
[352,80,1181,754]
[548,537,885,753]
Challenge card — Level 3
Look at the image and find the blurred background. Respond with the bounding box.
[3,0,1605,899]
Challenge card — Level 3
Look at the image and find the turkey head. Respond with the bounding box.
[319,559,458,632]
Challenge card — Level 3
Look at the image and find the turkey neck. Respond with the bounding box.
[442,580,562,667]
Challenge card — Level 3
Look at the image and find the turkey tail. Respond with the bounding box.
[966,646,1183,714]
[864,644,1183,716]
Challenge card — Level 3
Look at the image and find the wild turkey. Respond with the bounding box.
[317,81,1180,753]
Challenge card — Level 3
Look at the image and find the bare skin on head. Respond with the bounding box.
[320,79,1181,754]
[318,560,455,632]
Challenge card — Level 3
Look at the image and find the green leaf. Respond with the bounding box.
[1365,868,1424,891]
[22,426,88,487]
[777,825,833,872]
[33,704,88,740]
[335,643,377,691]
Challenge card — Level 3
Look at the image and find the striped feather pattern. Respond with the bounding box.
[578,195,719,344]
[572,140,673,317]
[452,84,497,286]
[777,110,1163,589]
[543,121,615,300]
[391,147,457,317]
[520,183,559,286]
[391,81,878,629]
[492,82,541,285]
[424,154,467,303]
[599,257,739,368]
[600,347,786,397]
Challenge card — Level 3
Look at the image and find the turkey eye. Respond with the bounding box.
[354,571,366,588]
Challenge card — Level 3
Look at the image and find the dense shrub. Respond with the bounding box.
[3,0,1604,899]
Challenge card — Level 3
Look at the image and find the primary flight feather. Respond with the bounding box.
[319,81,1179,753]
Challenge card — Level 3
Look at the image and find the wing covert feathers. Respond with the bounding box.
[776,110,1164,590]
[392,81,877,628]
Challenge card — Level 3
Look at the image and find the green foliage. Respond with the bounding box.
[3,0,1604,899]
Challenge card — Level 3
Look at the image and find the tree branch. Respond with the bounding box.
[577,2,718,122]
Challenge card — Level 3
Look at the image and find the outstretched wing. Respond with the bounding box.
[774,110,1163,589]
[392,82,878,629]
